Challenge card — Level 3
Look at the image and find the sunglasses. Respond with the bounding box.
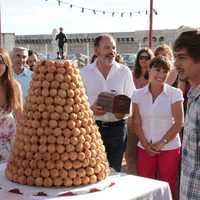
[139,56,150,60]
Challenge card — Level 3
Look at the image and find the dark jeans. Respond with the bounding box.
[58,45,64,59]
[96,120,127,172]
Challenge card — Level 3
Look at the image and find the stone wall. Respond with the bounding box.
[2,26,193,58]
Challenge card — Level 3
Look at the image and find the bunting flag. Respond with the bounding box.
[45,0,158,17]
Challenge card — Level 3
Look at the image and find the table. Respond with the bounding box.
[0,163,172,200]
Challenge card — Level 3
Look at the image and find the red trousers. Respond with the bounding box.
[137,147,180,199]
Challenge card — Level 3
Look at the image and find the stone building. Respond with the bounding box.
[1,26,193,58]
[1,33,15,51]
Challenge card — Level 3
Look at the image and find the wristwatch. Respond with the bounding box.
[163,138,168,144]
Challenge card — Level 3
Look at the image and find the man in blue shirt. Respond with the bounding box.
[10,47,32,104]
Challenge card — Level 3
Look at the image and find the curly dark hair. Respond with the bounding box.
[173,29,200,63]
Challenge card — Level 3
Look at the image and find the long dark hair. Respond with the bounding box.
[133,47,154,79]
[0,48,16,111]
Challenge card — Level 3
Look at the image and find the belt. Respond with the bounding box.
[96,120,126,128]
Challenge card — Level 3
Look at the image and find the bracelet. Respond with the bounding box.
[145,142,151,147]
[163,138,168,144]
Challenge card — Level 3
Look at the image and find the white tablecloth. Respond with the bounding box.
[0,163,172,200]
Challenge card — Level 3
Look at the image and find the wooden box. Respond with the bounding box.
[97,92,131,114]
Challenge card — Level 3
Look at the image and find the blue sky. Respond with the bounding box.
[1,0,200,35]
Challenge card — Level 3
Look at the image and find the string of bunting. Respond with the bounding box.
[45,0,158,17]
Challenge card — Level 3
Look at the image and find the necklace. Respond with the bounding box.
[152,94,158,101]
[149,84,163,102]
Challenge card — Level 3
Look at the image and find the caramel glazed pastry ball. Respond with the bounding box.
[5,60,110,187]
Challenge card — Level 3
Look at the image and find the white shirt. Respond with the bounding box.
[131,83,183,150]
[80,60,135,122]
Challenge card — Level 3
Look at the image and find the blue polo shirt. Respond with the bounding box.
[14,68,33,104]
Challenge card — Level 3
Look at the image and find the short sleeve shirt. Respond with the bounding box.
[80,61,135,122]
[131,83,183,150]
[180,85,200,200]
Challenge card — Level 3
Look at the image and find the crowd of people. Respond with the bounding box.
[0,29,199,200]
[81,32,199,200]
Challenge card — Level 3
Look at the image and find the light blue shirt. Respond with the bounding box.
[14,68,33,104]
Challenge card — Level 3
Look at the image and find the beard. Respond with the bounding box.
[98,54,115,66]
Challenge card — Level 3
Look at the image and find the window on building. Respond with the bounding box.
[143,37,148,43]
[152,37,157,42]
[159,36,165,42]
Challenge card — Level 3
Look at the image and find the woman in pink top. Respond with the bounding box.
[133,48,154,89]
[132,56,184,199]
